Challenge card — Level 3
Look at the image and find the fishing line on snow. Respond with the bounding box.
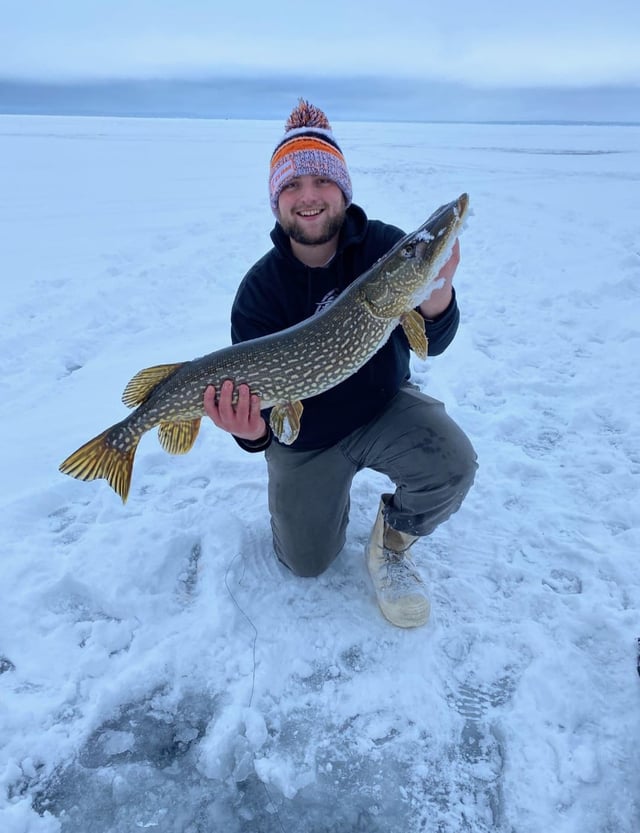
[224,552,288,833]
[224,552,257,706]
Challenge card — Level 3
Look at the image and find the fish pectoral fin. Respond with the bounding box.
[401,309,429,360]
[158,418,202,455]
[269,401,304,445]
[122,363,185,408]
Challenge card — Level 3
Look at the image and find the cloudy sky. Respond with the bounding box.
[2,0,639,88]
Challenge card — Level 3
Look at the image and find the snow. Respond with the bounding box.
[1,114,639,833]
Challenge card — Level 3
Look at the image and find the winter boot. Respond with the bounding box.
[366,495,430,628]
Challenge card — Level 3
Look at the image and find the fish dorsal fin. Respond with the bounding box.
[400,310,429,360]
[121,363,185,408]
[158,418,202,455]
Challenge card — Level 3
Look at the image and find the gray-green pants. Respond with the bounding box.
[265,384,478,577]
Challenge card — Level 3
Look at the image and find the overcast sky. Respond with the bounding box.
[1,0,639,88]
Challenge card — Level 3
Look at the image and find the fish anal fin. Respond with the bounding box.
[59,426,138,503]
[401,310,428,360]
[122,363,185,408]
[270,400,304,445]
[158,418,202,455]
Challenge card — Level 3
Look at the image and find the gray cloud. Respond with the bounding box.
[2,0,639,87]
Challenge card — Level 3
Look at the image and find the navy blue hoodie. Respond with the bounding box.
[231,203,459,451]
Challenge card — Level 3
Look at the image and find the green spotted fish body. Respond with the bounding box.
[60,193,469,502]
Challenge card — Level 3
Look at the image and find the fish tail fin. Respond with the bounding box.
[59,426,140,503]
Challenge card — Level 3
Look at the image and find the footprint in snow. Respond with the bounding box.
[542,568,583,595]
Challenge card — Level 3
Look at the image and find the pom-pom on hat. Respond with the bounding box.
[269,99,353,215]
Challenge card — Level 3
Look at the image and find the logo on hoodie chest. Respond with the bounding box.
[314,289,339,316]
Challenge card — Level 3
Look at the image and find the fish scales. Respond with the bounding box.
[60,194,469,501]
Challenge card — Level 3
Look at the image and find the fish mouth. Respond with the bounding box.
[410,193,469,259]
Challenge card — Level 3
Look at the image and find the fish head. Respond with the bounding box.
[362,193,469,318]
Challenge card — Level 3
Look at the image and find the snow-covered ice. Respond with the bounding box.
[1,114,639,832]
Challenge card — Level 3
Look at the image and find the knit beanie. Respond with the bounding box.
[269,99,353,215]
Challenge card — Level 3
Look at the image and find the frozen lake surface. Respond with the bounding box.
[1,114,639,832]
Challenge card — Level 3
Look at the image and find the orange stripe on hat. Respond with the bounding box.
[270,135,346,169]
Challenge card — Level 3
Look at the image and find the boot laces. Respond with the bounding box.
[379,547,423,591]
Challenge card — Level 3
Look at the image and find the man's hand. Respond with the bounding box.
[419,238,460,319]
[203,380,267,442]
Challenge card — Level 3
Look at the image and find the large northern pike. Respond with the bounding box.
[60,193,469,502]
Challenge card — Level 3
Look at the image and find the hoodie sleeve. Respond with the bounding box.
[420,288,460,356]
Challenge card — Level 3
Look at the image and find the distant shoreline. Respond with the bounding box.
[1,77,639,126]
[1,112,638,127]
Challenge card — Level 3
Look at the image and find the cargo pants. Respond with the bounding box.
[264,384,478,577]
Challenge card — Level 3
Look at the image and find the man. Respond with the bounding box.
[204,100,477,628]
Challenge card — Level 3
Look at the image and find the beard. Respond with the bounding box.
[279,206,346,247]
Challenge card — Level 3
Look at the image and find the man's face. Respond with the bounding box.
[277,175,346,247]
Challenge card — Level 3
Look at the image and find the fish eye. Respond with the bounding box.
[400,243,415,259]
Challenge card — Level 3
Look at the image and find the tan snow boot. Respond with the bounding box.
[366,496,430,628]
